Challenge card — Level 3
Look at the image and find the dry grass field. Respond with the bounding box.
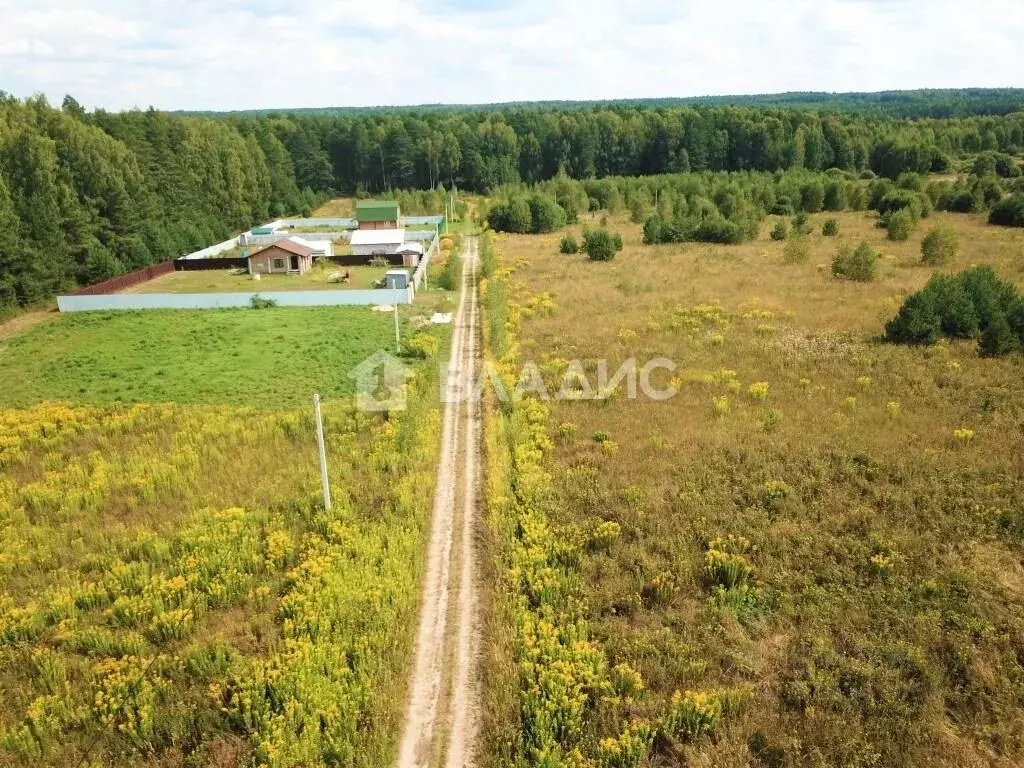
[491,211,1024,767]
[312,198,358,218]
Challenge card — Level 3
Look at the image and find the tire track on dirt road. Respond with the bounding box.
[397,237,481,768]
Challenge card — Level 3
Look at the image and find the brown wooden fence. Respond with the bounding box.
[69,260,176,296]
[174,257,248,271]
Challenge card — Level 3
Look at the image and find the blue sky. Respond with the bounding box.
[0,0,1022,111]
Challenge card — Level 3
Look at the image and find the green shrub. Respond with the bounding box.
[559,235,579,254]
[885,292,943,345]
[250,294,278,309]
[782,237,810,264]
[822,218,840,237]
[791,212,811,236]
[886,208,917,241]
[921,226,958,265]
[771,196,795,216]
[980,312,1019,357]
[584,229,623,261]
[886,266,1024,355]
[529,194,567,234]
[832,241,878,282]
[694,217,743,244]
[770,221,789,241]
[989,193,1024,227]
[487,196,532,233]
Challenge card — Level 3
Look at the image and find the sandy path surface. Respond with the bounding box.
[396,238,481,768]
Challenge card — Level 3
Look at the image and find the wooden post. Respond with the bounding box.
[313,393,331,510]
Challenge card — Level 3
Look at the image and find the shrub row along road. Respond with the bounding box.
[397,238,482,768]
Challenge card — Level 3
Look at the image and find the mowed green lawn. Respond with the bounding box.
[0,307,396,407]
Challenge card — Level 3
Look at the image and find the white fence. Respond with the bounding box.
[412,234,438,290]
[58,288,414,313]
[177,216,446,261]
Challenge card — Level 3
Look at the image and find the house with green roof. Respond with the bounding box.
[356,201,401,230]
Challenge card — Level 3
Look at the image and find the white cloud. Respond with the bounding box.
[0,0,1021,111]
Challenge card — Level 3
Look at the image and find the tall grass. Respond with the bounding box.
[0,327,447,766]
[483,209,1024,767]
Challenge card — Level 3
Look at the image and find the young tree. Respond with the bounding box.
[770,221,789,241]
[583,229,623,261]
[921,225,958,265]
[833,241,878,282]
[886,209,917,241]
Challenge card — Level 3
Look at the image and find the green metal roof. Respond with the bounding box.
[356,200,400,222]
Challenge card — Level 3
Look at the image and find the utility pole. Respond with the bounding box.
[313,393,331,510]
[394,305,401,353]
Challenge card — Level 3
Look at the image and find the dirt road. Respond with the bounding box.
[397,238,481,768]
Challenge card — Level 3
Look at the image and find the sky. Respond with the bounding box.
[1,0,1023,112]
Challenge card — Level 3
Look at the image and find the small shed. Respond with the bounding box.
[351,228,407,257]
[396,242,424,267]
[357,201,401,230]
[385,269,411,289]
[248,238,315,276]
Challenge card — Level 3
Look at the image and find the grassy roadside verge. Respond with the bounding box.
[478,231,658,768]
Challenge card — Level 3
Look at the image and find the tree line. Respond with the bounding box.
[2,90,1024,314]
[228,104,1024,194]
[191,88,1024,120]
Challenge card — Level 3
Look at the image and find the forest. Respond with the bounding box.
[187,88,1024,119]
[2,89,1024,315]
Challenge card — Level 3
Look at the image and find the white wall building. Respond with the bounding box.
[350,228,407,257]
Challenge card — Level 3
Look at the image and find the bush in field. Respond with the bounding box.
[250,294,278,309]
[559,235,579,254]
[783,236,810,264]
[529,194,567,234]
[832,242,878,282]
[877,188,931,221]
[921,225,958,265]
[885,266,1024,355]
[695,217,744,244]
[488,196,532,233]
[822,218,840,237]
[886,208,918,241]
[980,312,1019,357]
[584,229,623,261]
[770,221,789,241]
[791,212,811,236]
[989,193,1024,227]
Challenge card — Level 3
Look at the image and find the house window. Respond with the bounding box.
[272,258,285,269]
